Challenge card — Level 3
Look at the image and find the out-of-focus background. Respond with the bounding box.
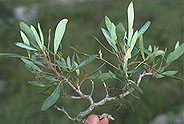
[0,0,183,124]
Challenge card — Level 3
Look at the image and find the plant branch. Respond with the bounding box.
[54,70,152,123]
[46,60,87,98]
[119,71,152,98]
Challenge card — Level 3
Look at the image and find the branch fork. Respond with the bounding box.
[53,69,152,123]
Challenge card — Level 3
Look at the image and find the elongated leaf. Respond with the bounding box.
[130,31,138,51]
[175,41,179,50]
[28,81,47,87]
[0,53,22,58]
[25,63,36,73]
[44,75,57,82]
[54,19,68,54]
[73,61,80,76]
[128,2,134,44]
[110,23,117,41]
[20,31,30,56]
[101,28,115,46]
[56,60,67,69]
[105,16,112,33]
[116,23,125,43]
[71,53,76,68]
[15,42,37,51]
[75,55,97,69]
[137,21,151,39]
[128,2,134,30]
[20,31,30,45]
[130,82,143,94]
[19,21,39,49]
[101,28,118,52]
[148,45,152,53]
[128,66,143,74]
[38,23,44,47]
[155,71,178,78]
[105,16,117,41]
[67,56,71,69]
[88,73,112,80]
[127,48,131,59]
[41,83,61,111]
[155,50,165,57]
[139,35,145,59]
[123,99,135,112]
[30,25,43,50]
[109,70,117,79]
[167,43,184,63]
[21,58,42,72]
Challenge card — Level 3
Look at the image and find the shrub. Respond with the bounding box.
[0,2,183,123]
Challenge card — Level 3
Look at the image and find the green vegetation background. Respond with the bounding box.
[0,0,183,124]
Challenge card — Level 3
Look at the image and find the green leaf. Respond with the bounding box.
[73,61,80,76]
[116,23,125,42]
[75,55,97,70]
[67,56,71,69]
[166,43,184,63]
[48,29,51,45]
[88,73,112,80]
[127,2,134,44]
[20,31,30,45]
[128,66,143,74]
[105,16,112,33]
[44,75,57,82]
[148,45,152,53]
[30,25,43,50]
[105,16,117,41]
[20,31,30,57]
[137,21,151,39]
[56,59,67,69]
[139,35,145,59]
[128,2,134,30]
[19,21,39,49]
[21,58,42,72]
[41,83,61,111]
[109,70,116,79]
[130,31,138,51]
[101,28,117,51]
[28,81,48,87]
[130,93,140,100]
[110,23,117,41]
[123,99,135,112]
[146,53,155,65]
[38,23,44,47]
[15,42,37,51]
[130,82,143,94]
[175,41,179,50]
[71,52,76,68]
[155,71,178,78]
[0,53,22,58]
[155,50,165,57]
[131,47,139,57]
[32,58,45,67]
[54,19,68,54]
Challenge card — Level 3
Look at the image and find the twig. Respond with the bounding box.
[119,71,152,98]
[90,80,95,96]
[46,60,87,98]
[54,105,77,122]
[66,95,82,99]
